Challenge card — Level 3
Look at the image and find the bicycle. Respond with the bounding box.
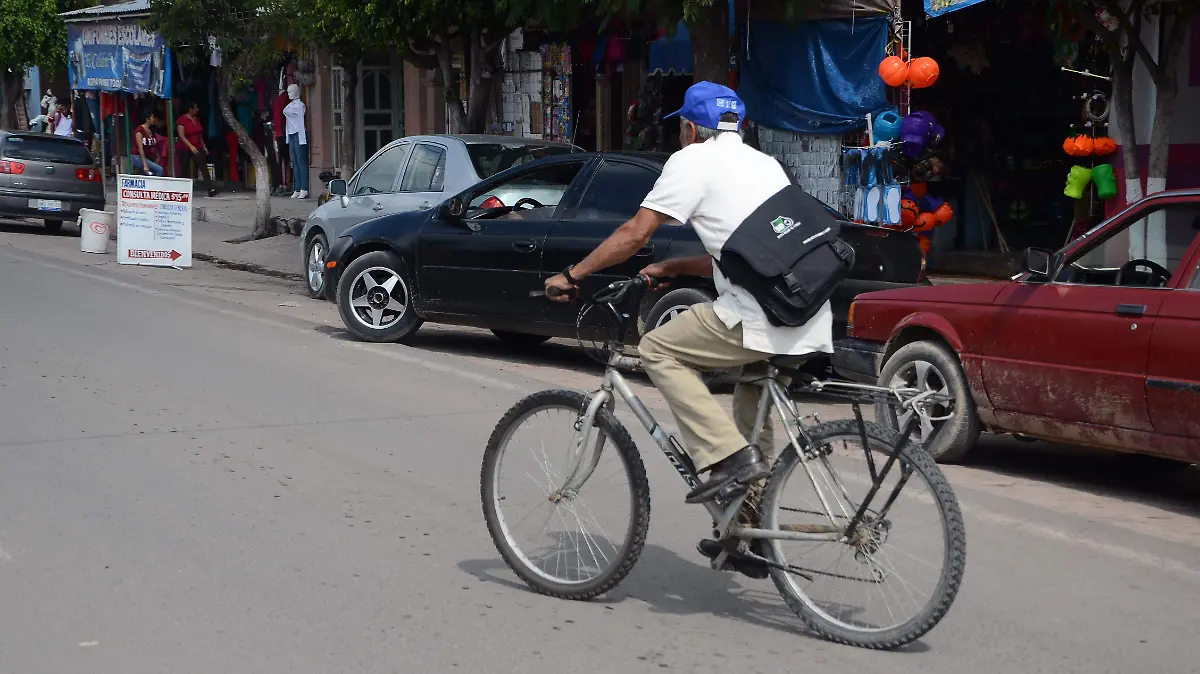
[480,275,966,649]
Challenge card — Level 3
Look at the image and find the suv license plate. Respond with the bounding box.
[31,199,63,212]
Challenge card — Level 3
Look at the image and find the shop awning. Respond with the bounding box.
[648,21,693,76]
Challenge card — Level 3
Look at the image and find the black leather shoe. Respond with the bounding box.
[685,445,770,504]
[697,539,770,580]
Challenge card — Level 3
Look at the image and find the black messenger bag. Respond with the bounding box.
[716,184,856,328]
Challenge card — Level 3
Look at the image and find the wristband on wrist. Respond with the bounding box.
[563,265,579,285]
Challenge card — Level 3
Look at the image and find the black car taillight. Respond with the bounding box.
[76,167,102,182]
[0,160,25,175]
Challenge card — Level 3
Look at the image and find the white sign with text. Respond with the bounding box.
[116,174,193,267]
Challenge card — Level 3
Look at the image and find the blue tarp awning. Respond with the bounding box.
[737,17,895,135]
[648,21,693,76]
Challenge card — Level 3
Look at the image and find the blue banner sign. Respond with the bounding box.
[67,22,172,97]
[925,0,989,18]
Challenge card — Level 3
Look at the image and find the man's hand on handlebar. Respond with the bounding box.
[544,273,576,302]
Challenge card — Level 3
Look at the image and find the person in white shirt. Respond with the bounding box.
[282,84,309,199]
[544,82,833,517]
[52,103,75,137]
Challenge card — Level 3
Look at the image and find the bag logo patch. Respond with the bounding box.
[771,215,799,238]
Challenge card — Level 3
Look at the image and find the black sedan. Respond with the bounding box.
[322,151,926,348]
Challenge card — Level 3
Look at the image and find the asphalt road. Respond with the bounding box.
[1,225,1198,674]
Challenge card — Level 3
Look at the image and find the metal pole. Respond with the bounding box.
[167,97,175,177]
[98,92,107,191]
[122,93,132,173]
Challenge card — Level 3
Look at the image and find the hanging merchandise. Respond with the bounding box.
[901,111,938,157]
[1093,136,1116,156]
[901,199,920,227]
[1063,165,1093,199]
[1063,134,1094,156]
[908,57,940,88]
[878,56,909,87]
[874,110,903,142]
[1092,163,1117,199]
[934,202,955,225]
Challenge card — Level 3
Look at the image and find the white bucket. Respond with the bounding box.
[79,209,114,254]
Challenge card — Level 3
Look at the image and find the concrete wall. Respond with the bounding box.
[307,50,335,174]
[756,127,844,211]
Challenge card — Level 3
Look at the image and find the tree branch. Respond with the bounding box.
[1159,4,1193,74]
[1103,0,1164,85]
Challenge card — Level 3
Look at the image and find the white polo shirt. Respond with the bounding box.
[641,133,834,356]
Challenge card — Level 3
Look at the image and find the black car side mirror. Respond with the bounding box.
[1020,247,1053,279]
[439,197,466,220]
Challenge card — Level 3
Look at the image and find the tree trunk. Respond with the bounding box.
[218,70,272,238]
[686,2,730,85]
[1110,53,1142,204]
[1141,12,1187,266]
[465,29,499,133]
[436,36,468,134]
[340,62,359,180]
[0,71,24,130]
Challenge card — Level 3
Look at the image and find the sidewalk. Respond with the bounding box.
[106,187,316,281]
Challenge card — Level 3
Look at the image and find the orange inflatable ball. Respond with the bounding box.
[910,182,928,198]
[878,56,909,87]
[914,212,939,233]
[1093,136,1116,156]
[908,57,940,88]
[1072,135,1094,156]
[934,202,954,225]
[901,199,920,227]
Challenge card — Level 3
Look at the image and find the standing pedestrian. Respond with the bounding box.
[176,101,218,197]
[52,103,75,137]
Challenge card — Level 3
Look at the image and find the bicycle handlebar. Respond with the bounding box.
[529,274,661,304]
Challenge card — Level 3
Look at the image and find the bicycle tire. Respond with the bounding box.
[760,419,966,649]
[481,389,651,600]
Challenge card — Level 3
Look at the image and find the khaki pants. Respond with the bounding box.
[639,303,777,472]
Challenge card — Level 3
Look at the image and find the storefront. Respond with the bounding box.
[903,0,1115,269]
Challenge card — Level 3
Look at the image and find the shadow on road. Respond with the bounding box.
[961,435,1200,517]
[458,545,932,652]
[0,217,80,237]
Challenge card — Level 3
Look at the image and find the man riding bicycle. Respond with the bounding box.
[545,82,834,526]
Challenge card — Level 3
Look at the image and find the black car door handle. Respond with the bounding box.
[1116,303,1146,317]
[512,239,538,253]
[635,243,654,257]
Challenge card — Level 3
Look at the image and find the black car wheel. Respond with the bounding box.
[337,250,424,343]
[305,232,329,299]
[492,330,552,347]
[45,219,63,234]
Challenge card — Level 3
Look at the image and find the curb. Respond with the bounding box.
[192,252,304,282]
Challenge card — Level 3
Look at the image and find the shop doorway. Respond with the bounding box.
[359,58,398,159]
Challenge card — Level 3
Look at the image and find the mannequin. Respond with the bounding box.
[283,83,309,199]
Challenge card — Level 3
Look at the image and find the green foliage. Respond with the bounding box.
[147,0,277,80]
[0,0,66,71]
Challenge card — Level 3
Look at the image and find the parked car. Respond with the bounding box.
[0,131,104,233]
[301,135,579,298]
[322,151,926,353]
[834,189,1200,466]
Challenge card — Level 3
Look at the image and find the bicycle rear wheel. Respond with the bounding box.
[760,419,966,649]
[481,389,651,600]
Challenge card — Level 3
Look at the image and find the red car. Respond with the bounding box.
[834,190,1200,466]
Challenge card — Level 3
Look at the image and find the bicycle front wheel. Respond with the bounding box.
[481,389,651,600]
[761,419,966,649]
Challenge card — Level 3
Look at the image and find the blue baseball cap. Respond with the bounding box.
[664,81,745,131]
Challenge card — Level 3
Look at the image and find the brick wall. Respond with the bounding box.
[756,127,844,212]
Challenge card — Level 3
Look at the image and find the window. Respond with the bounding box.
[468,161,584,210]
[400,144,446,192]
[573,161,659,220]
[352,143,411,196]
[3,135,93,165]
[1059,204,1200,288]
[465,142,575,180]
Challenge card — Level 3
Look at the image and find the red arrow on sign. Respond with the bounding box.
[169,250,181,261]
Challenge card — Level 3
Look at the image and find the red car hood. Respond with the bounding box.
[856,280,1009,306]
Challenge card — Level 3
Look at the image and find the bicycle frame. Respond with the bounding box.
[548,277,924,570]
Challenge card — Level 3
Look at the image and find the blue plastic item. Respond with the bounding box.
[874,111,902,142]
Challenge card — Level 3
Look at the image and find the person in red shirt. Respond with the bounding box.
[176,101,218,197]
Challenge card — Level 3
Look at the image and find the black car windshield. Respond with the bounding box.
[466,143,573,180]
[3,135,94,165]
